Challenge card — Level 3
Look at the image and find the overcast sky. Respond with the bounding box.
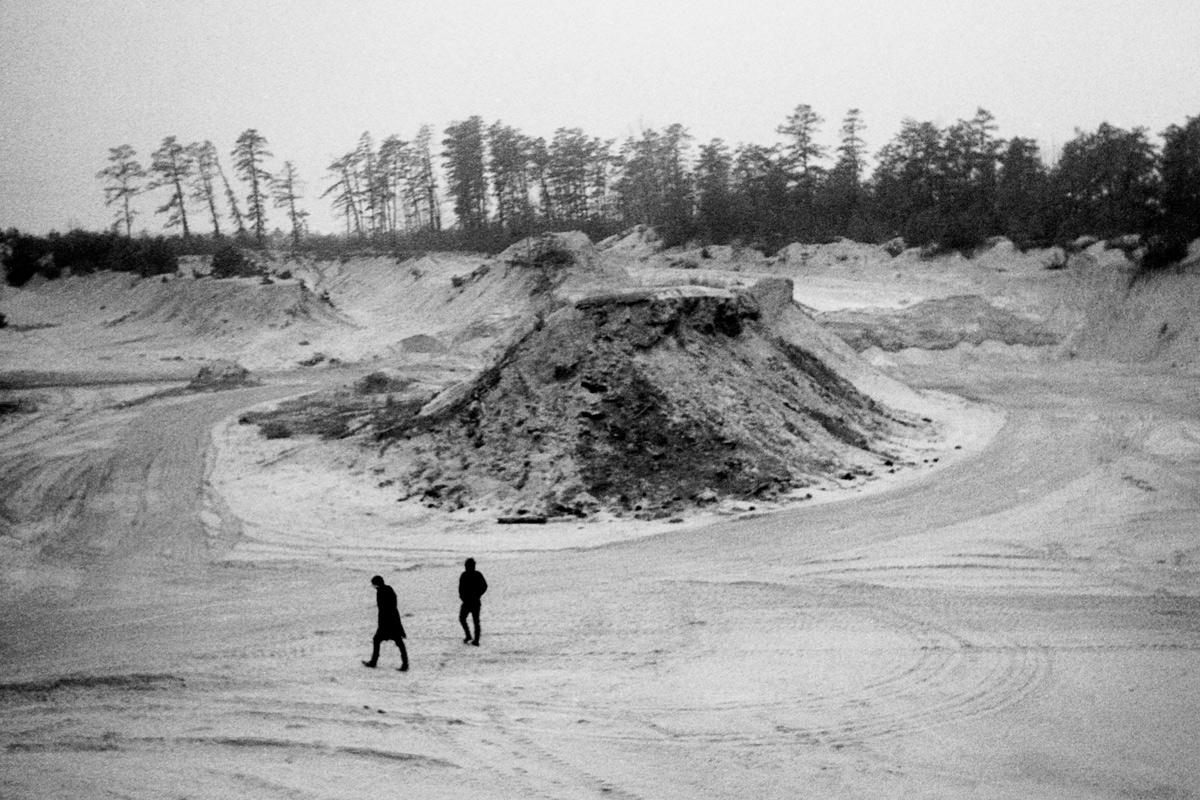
[2,0,1198,235]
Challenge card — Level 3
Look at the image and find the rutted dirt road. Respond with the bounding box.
[2,358,1199,799]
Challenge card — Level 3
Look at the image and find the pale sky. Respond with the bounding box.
[2,0,1198,235]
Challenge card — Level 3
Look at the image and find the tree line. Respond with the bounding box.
[95,129,308,248]
[77,105,1200,266]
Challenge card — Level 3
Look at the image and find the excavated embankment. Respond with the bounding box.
[818,295,1062,352]
[1062,247,1200,368]
[372,285,912,518]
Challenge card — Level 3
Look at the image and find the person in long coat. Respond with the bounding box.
[363,575,409,670]
[458,558,488,646]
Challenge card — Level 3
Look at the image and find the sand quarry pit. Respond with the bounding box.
[1,233,1199,799]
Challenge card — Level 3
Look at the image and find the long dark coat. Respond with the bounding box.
[375,584,406,640]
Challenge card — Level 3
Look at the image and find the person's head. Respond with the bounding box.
[370,575,384,587]
[464,558,476,571]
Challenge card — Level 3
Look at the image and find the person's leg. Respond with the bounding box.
[459,603,472,643]
[363,631,383,667]
[470,605,481,645]
[396,637,409,670]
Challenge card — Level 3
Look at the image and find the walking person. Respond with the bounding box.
[363,575,409,671]
[458,558,488,646]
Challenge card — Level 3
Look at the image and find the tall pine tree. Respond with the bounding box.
[97,145,145,238]
[149,136,195,239]
[442,117,488,231]
[232,129,273,245]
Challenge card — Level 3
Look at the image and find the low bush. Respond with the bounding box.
[1,229,177,286]
[1136,234,1190,279]
[210,243,258,278]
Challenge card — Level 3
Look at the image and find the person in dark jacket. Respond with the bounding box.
[363,575,408,671]
[458,558,488,646]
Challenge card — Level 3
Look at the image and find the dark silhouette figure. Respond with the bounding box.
[458,558,488,646]
[363,575,409,671]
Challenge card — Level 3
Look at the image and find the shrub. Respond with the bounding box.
[48,229,120,274]
[210,243,256,278]
[2,230,51,286]
[1136,234,1190,278]
[2,229,178,284]
[109,236,176,276]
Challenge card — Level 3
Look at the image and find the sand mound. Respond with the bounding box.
[366,284,921,518]
[120,277,347,337]
[0,271,359,371]
[745,237,1139,356]
[777,238,888,268]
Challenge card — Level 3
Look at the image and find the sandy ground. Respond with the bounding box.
[1,242,1198,799]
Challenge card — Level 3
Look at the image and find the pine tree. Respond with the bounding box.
[547,128,609,224]
[187,141,224,237]
[411,124,441,232]
[97,145,145,238]
[214,151,246,237]
[442,117,488,230]
[997,137,1050,246]
[731,143,790,245]
[871,119,944,244]
[695,139,735,242]
[231,129,273,245]
[149,136,195,239]
[488,121,536,233]
[529,136,554,224]
[821,109,869,236]
[615,129,662,228]
[273,161,308,249]
[614,124,694,241]
[355,132,384,237]
[778,103,828,203]
[377,135,411,234]
[322,152,364,237]
[834,109,867,189]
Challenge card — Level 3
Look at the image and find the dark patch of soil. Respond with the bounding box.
[245,383,435,441]
[188,360,254,390]
[0,395,38,416]
[244,393,379,440]
[355,371,416,394]
[572,365,793,512]
[0,673,185,697]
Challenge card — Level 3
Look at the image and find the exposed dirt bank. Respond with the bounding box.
[1063,245,1200,368]
[819,294,1061,352]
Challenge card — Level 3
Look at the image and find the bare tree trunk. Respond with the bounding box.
[172,174,191,239]
[217,161,245,235]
